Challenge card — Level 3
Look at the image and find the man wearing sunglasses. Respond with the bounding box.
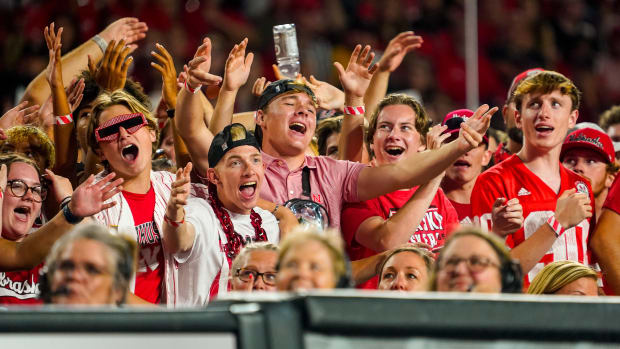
[87,90,209,307]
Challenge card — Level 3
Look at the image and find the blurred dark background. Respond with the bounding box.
[1,0,619,124]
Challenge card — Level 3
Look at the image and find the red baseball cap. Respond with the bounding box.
[441,109,488,144]
[561,128,615,164]
[507,68,545,101]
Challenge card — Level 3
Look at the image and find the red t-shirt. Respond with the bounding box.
[603,175,620,215]
[0,263,44,305]
[123,185,165,304]
[341,187,459,289]
[471,154,595,287]
[449,200,474,225]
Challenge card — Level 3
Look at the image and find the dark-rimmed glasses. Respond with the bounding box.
[95,113,148,142]
[235,268,277,286]
[6,179,47,202]
[441,255,500,273]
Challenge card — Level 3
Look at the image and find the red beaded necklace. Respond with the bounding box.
[207,182,268,260]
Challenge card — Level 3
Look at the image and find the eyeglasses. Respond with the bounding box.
[95,113,148,142]
[235,268,277,286]
[441,255,500,273]
[6,179,47,202]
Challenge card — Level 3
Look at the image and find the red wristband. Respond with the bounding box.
[343,106,365,115]
[547,215,565,237]
[164,214,184,227]
[55,113,73,125]
[184,81,202,94]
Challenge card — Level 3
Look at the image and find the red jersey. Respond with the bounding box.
[449,200,474,225]
[342,187,459,289]
[603,175,620,215]
[471,154,595,286]
[0,264,44,305]
[123,185,165,304]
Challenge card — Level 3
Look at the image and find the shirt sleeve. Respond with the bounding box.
[175,198,216,264]
[340,198,383,258]
[603,175,620,215]
[335,160,367,203]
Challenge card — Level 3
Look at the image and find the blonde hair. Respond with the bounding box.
[527,260,597,295]
[513,70,581,112]
[87,90,159,153]
[277,227,347,282]
[377,246,435,283]
[0,126,55,169]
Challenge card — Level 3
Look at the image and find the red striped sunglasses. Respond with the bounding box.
[95,113,148,142]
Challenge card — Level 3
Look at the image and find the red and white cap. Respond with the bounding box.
[441,109,488,143]
[561,127,615,164]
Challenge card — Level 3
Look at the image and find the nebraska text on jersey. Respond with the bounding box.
[0,271,40,299]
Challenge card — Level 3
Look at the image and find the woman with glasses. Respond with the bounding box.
[230,242,279,292]
[0,153,48,304]
[429,228,522,293]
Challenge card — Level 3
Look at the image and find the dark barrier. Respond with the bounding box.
[3,291,620,349]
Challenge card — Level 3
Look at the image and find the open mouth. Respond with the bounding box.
[535,125,554,134]
[289,122,307,135]
[453,159,471,168]
[14,206,31,221]
[239,181,257,198]
[121,144,139,162]
[385,146,405,157]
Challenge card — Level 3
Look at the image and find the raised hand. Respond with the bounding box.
[43,169,74,205]
[44,22,64,89]
[302,75,345,110]
[491,198,524,237]
[98,17,148,51]
[252,77,272,97]
[272,64,302,82]
[65,78,85,112]
[377,31,423,73]
[425,124,450,151]
[183,37,222,91]
[334,45,379,99]
[68,172,124,218]
[221,38,254,92]
[0,101,40,129]
[456,104,497,152]
[166,162,192,221]
[555,189,592,229]
[88,39,133,91]
[151,43,179,109]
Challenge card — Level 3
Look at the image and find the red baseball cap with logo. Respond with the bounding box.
[561,127,615,164]
[441,109,488,144]
[506,68,545,101]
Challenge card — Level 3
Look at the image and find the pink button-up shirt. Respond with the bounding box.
[260,151,367,228]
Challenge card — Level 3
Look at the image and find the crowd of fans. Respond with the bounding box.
[0,1,619,307]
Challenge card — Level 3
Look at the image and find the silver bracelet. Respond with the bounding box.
[92,34,108,53]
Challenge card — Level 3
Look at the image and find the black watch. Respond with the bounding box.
[62,202,84,224]
[166,108,175,119]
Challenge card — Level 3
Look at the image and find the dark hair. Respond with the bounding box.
[599,105,620,131]
[316,116,343,156]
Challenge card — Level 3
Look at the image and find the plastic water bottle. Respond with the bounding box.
[273,23,300,79]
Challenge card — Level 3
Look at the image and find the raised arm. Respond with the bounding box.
[364,31,423,116]
[334,45,378,162]
[209,38,254,136]
[1,172,123,271]
[151,43,191,168]
[162,163,196,253]
[175,38,222,176]
[20,17,147,106]
[357,104,496,201]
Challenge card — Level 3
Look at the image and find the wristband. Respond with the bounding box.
[92,35,108,53]
[546,215,565,237]
[343,106,365,115]
[164,214,184,227]
[55,113,73,125]
[271,204,280,215]
[184,81,202,94]
[59,196,72,210]
[63,203,84,224]
[166,108,175,119]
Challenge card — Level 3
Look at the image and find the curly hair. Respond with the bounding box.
[0,125,55,169]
